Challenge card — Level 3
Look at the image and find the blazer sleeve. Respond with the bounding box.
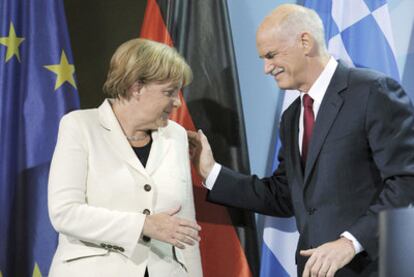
[48,113,145,258]
[348,77,414,258]
[208,120,294,217]
[177,129,203,276]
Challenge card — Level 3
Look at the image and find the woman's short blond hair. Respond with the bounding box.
[103,38,192,98]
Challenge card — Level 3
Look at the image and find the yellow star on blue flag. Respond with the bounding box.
[0,22,25,62]
[1,0,79,276]
[44,50,77,90]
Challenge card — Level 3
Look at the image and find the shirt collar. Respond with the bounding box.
[301,57,338,105]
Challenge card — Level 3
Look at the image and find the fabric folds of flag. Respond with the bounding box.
[140,0,259,276]
[0,0,80,276]
[305,0,399,80]
[259,91,299,277]
[260,1,400,277]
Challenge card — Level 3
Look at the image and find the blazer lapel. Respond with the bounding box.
[304,62,349,184]
[145,129,171,176]
[98,99,148,177]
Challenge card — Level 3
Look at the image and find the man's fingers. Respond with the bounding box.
[302,252,317,277]
[316,261,331,277]
[187,130,198,138]
[188,129,210,148]
[187,130,201,143]
[198,129,209,143]
[300,249,314,257]
[317,262,331,277]
[187,131,200,146]
[309,259,322,277]
[301,238,356,277]
[302,263,310,277]
[187,130,202,161]
[326,264,338,277]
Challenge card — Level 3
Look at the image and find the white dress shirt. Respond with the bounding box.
[205,57,363,254]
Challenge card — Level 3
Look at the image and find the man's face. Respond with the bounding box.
[256,27,307,91]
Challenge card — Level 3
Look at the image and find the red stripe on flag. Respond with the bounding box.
[140,0,252,276]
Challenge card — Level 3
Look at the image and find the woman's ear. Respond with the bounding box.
[129,82,143,98]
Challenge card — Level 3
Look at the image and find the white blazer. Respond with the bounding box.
[48,99,202,277]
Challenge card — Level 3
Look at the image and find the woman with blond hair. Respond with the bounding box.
[48,38,202,277]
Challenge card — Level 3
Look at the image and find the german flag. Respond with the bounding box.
[140,0,259,276]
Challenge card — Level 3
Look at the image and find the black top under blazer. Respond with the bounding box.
[208,62,414,276]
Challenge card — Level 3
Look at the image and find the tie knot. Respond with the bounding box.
[303,94,313,108]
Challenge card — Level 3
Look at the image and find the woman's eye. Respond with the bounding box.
[165,90,179,97]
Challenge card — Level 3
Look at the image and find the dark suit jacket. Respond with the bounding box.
[208,62,414,276]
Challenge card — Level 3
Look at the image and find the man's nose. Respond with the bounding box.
[264,59,274,75]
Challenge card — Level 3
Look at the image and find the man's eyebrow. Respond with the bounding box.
[259,51,277,59]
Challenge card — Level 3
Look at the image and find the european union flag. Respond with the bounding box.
[0,0,79,276]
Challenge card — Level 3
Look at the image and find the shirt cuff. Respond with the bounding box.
[203,163,222,190]
[341,231,364,254]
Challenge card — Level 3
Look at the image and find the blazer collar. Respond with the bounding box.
[98,99,171,177]
[303,61,349,184]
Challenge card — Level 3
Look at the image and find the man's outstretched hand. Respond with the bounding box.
[187,130,216,179]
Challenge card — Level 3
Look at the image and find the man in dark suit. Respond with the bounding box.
[188,3,414,277]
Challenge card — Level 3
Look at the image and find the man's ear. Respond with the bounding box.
[300,32,314,56]
[300,32,318,56]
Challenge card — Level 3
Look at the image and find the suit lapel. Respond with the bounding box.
[285,98,304,183]
[98,100,148,177]
[304,62,348,185]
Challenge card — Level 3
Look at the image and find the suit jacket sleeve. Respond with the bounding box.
[208,121,294,217]
[48,113,145,258]
[348,77,414,258]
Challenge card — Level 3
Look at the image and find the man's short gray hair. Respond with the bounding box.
[275,5,328,54]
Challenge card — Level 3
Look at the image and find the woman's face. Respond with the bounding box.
[136,81,182,129]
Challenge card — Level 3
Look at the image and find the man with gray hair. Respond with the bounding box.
[188,3,414,277]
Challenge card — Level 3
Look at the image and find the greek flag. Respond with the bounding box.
[305,0,399,80]
[259,1,398,276]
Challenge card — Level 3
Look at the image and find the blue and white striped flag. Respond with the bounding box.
[306,0,399,80]
[259,1,399,276]
[259,89,299,277]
